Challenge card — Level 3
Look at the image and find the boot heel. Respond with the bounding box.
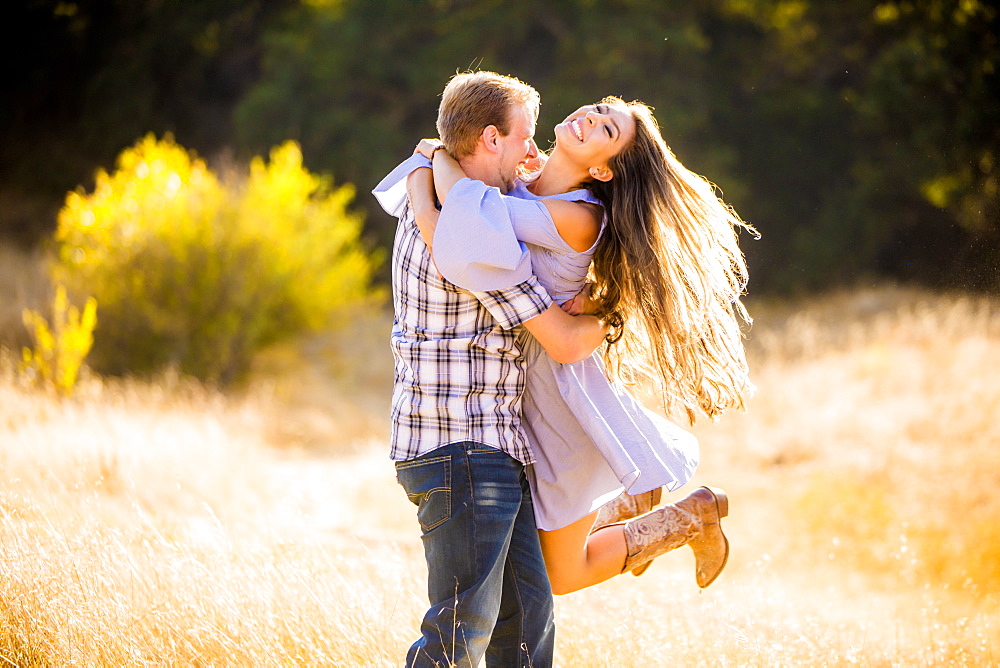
[703,486,728,518]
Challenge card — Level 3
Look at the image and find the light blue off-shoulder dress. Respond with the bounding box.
[374,155,698,530]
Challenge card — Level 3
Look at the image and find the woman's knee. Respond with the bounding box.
[546,566,585,595]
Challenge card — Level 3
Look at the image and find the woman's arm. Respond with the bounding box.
[405,166,439,250]
[428,148,466,207]
[430,148,600,253]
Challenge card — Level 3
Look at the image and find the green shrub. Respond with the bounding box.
[55,134,381,384]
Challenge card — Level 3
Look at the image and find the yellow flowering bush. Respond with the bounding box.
[21,285,98,395]
[56,134,380,384]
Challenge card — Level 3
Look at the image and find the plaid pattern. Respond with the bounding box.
[389,206,552,462]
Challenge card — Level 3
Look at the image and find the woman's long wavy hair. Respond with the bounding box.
[586,97,758,423]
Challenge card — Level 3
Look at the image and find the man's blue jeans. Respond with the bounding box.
[395,442,555,667]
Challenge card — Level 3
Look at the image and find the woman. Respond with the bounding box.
[400,97,755,594]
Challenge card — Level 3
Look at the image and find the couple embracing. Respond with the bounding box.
[373,70,756,667]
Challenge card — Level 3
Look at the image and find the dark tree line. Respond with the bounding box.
[3,0,998,293]
[1,0,294,241]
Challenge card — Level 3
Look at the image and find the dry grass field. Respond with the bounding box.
[1,258,998,664]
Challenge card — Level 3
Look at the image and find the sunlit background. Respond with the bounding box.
[1,1,998,665]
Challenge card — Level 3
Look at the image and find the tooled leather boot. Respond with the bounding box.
[591,488,663,576]
[592,488,663,529]
[619,486,729,588]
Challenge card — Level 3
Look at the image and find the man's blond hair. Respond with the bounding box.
[436,71,539,159]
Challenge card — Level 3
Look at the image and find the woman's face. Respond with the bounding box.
[554,102,636,176]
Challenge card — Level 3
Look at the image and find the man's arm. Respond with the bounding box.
[475,279,606,365]
[522,305,607,364]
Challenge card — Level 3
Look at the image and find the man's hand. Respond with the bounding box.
[560,283,595,316]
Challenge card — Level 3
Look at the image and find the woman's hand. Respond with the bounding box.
[561,283,596,316]
[414,138,445,161]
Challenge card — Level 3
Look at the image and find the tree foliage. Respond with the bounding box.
[0,0,293,243]
[235,0,999,292]
[4,0,999,293]
[713,0,1000,289]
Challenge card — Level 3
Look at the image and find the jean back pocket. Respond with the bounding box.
[395,454,452,532]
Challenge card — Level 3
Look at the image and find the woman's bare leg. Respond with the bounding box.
[538,513,627,595]
[539,487,731,593]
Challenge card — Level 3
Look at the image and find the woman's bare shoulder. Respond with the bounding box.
[540,199,602,253]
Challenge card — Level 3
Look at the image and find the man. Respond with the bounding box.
[373,71,606,667]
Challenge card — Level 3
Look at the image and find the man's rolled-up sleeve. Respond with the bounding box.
[475,276,552,330]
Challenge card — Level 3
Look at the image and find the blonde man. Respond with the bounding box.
[374,71,606,667]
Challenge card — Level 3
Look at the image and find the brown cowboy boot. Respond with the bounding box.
[591,488,663,576]
[619,486,729,588]
[592,488,663,528]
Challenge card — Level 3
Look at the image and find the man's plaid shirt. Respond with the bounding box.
[389,206,552,463]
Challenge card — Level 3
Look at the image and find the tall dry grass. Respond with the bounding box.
[1,277,999,665]
[0,354,416,665]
